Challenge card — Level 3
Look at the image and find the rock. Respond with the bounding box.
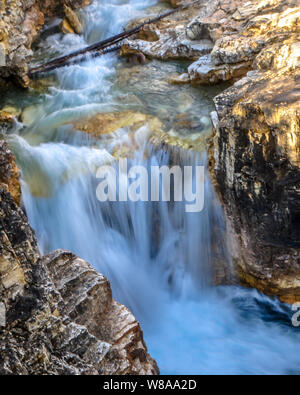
[0,0,91,86]
[0,303,5,328]
[0,141,21,205]
[1,106,21,118]
[29,75,57,93]
[64,5,83,35]
[70,111,162,137]
[45,251,159,374]
[0,111,13,124]
[212,67,300,303]
[69,111,163,158]
[168,72,190,84]
[164,0,186,7]
[120,2,212,61]
[186,0,300,84]
[150,114,212,152]
[0,187,159,375]
[0,43,6,67]
[61,18,75,34]
[188,55,252,85]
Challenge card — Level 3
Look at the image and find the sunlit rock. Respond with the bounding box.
[188,55,252,85]
[212,67,300,303]
[71,111,162,137]
[61,18,75,34]
[1,106,21,118]
[0,187,158,374]
[185,0,300,84]
[167,72,190,84]
[64,5,83,35]
[0,111,14,124]
[0,142,21,205]
[120,2,212,61]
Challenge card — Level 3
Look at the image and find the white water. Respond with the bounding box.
[5,0,300,375]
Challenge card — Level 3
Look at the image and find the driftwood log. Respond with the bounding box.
[29,0,201,77]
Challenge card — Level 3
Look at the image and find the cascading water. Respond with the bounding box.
[3,0,300,375]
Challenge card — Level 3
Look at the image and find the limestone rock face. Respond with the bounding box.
[186,0,300,84]
[0,188,159,374]
[0,0,91,86]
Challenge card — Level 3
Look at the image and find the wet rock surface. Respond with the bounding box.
[202,0,300,303]
[212,67,300,303]
[187,0,300,84]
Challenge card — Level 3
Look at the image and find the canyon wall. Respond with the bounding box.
[0,0,299,376]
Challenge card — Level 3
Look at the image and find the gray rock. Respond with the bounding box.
[0,303,5,327]
[0,44,6,67]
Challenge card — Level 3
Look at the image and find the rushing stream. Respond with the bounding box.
[3,0,300,375]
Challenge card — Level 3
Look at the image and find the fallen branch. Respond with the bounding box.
[29,0,201,77]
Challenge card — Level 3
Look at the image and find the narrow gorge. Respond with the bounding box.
[0,0,299,375]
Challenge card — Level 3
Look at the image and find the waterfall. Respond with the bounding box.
[5,0,300,375]
[11,130,224,313]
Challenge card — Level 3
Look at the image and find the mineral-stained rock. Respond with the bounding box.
[0,106,21,118]
[67,111,164,159]
[212,67,300,303]
[0,141,21,205]
[0,187,159,374]
[0,111,14,124]
[71,111,162,137]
